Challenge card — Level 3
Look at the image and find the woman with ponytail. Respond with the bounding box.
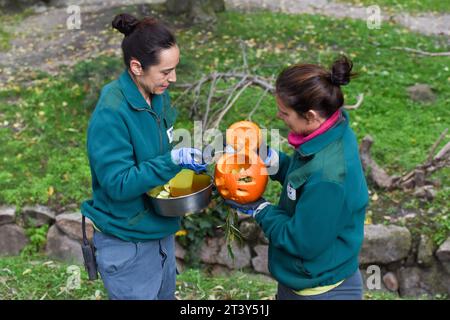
[81,13,205,300]
[226,56,369,300]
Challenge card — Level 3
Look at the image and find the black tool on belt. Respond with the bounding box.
[81,216,98,280]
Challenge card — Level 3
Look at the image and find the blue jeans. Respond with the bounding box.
[93,230,177,300]
[276,270,363,300]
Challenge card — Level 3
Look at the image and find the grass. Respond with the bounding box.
[1,254,437,300]
[337,0,450,14]
[0,9,33,51]
[0,254,276,300]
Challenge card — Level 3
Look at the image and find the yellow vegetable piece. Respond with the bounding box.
[159,190,170,197]
[148,186,163,197]
[148,171,211,199]
[191,173,211,193]
[169,169,195,197]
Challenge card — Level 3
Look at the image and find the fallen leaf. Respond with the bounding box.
[22,269,32,275]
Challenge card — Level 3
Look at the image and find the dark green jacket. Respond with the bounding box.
[81,70,181,242]
[255,110,369,290]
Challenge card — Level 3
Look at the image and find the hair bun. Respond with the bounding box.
[112,13,139,36]
[330,55,354,86]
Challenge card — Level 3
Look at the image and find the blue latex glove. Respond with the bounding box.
[262,147,274,167]
[259,144,278,167]
[224,198,271,217]
[171,148,207,173]
[226,144,277,167]
[224,144,236,154]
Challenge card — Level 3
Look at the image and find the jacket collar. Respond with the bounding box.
[296,110,349,157]
[118,69,153,111]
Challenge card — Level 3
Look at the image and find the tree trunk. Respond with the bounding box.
[166,0,225,24]
[166,0,190,15]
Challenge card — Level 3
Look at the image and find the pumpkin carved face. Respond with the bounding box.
[226,121,262,152]
[214,151,268,204]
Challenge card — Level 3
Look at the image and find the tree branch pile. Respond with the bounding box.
[360,129,449,199]
[174,71,364,132]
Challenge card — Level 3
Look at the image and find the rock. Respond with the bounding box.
[175,240,186,260]
[176,258,185,274]
[45,225,83,265]
[360,224,412,264]
[397,267,430,297]
[216,238,251,269]
[407,84,436,103]
[383,272,399,292]
[360,266,389,293]
[436,237,450,262]
[413,186,437,201]
[31,3,48,14]
[208,264,232,277]
[55,212,93,241]
[258,230,269,245]
[417,235,435,267]
[251,245,269,275]
[22,205,55,227]
[436,237,450,274]
[0,224,29,256]
[239,220,261,242]
[0,206,16,225]
[200,237,221,264]
[397,264,450,298]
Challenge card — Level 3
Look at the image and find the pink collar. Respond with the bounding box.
[288,109,342,149]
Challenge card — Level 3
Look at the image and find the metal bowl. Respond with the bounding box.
[149,176,213,217]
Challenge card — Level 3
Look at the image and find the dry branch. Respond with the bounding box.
[393,47,450,57]
[359,129,449,196]
[359,135,396,189]
[179,71,364,131]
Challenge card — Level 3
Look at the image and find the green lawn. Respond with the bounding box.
[0,254,276,300]
[0,254,433,300]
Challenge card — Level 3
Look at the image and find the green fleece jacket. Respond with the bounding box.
[81,70,181,242]
[255,110,369,290]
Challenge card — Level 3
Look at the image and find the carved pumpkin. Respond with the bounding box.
[214,151,268,204]
[226,121,262,152]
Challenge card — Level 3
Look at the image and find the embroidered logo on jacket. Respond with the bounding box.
[287,182,296,201]
[166,126,174,143]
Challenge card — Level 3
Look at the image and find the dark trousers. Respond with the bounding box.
[277,270,363,300]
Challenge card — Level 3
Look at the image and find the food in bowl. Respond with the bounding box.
[147,169,211,199]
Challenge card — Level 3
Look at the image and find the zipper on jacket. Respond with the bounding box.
[155,115,163,154]
[136,107,163,154]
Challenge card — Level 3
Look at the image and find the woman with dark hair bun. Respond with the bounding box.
[226,56,369,300]
[81,13,206,300]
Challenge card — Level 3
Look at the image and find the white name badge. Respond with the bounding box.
[167,126,174,143]
[287,182,296,201]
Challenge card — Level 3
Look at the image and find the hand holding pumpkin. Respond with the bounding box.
[224,198,271,217]
[214,151,268,204]
[224,143,278,169]
[215,121,269,204]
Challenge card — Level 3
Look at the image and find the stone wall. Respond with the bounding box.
[1,205,449,298]
[0,205,93,265]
